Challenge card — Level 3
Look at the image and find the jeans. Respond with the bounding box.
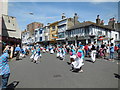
[110,52,114,59]
[16,51,20,60]
[85,50,88,56]
[1,73,10,88]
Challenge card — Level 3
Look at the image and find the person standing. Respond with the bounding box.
[15,44,21,60]
[91,42,97,63]
[9,45,14,59]
[109,43,115,61]
[0,45,10,89]
[84,44,88,57]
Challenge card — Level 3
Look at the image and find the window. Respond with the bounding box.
[40,37,42,41]
[115,34,117,40]
[52,26,55,30]
[8,19,10,23]
[39,30,42,34]
[58,32,64,38]
[98,31,102,35]
[45,36,48,41]
[105,30,107,36]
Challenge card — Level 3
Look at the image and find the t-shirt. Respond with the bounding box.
[110,46,114,53]
[0,52,10,75]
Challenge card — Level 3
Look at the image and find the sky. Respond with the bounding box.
[8,2,119,31]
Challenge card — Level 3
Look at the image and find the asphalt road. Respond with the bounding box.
[8,52,119,88]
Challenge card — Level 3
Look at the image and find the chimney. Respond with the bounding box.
[96,15,101,25]
[100,20,104,25]
[74,13,78,25]
[108,17,116,29]
[62,13,66,19]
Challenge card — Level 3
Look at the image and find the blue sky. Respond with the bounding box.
[8,2,118,31]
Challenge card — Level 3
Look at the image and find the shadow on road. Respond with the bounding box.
[6,81,19,90]
[67,62,71,65]
[114,73,120,79]
[85,60,93,63]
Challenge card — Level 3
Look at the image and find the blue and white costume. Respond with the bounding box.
[50,47,54,54]
[72,49,84,69]
[34,48,41,61]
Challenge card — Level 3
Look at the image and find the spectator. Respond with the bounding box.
[0,45,10,88]
[15,44,21,60]
[109,43,114,61]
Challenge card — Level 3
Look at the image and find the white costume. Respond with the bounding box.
[72,58,84,69]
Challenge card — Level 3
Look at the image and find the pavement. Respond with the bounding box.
[7,52,119,88]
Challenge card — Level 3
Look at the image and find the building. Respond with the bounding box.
[0,0,8,54]
[2,15,21,45]
[66,15,120,46]
[21,30,29,45]
[27,22,43,37]
[56,13,80,44]
[49,21,58,44]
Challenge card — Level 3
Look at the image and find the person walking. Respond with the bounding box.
[0,45,10,89]
[14,44,21,60]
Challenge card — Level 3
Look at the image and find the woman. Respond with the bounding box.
[50,46,54,54]
[69,47,76,64]
[56,46,60,58]
[33,46,41,64]
[59,46,66,61]
[71,47,84,73]
[30,47,36,62]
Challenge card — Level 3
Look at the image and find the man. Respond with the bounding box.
[15,44,21,60]
[91,42,97,63]
[84,44,88,57]
[0,45,10,89]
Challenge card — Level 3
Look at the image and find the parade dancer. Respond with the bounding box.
[42,47,46,53]
[50,46,54,54]
[46,46,49,52]
[69,47,76,64]
[56,46,60,58]
[33,46,41,64]
[59,46,66,61]
[30,47,36,62]
[71,47,84,73]
[21,48,26,58]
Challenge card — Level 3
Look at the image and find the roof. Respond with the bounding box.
[66,21,115,31]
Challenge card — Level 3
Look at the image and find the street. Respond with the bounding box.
[8,52,118,88]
